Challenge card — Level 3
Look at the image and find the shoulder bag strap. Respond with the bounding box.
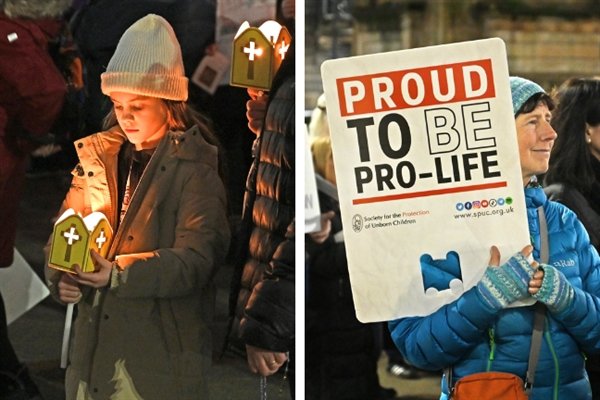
[525,206,549,394]
[537,206,550,264]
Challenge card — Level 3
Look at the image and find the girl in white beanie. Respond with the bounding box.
[45,14,230,400]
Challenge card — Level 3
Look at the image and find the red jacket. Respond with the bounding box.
[0,12,66,154]
[0,12,66,267]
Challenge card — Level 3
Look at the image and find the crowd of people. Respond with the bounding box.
[1,0,600,399]
[1,0,294,399]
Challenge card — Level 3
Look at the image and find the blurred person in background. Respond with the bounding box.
[227,0,296,395]
[0,0,70,397]
[544,76,600,399]
[305,96,398,399]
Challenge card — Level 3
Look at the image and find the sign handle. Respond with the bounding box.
[60,303,74,369]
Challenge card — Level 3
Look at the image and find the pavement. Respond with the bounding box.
[9,169,441,399]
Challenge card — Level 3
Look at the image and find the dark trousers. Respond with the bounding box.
[587,354,600,400]
[0,140,27,268]
[288,348,295,399]
[0,291,21,373]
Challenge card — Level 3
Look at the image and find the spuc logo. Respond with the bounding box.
[352,214,363,233]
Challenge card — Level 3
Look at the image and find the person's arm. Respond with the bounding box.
[240,221,295,376]
[240,220,295,351]
[389,246,536,371]
[531,213,600,354]
[307,210,335,245]
[245,344,288,376]
[306,210,350,280]
[389,288,497,371]
[80,164,230,298]
[246,89,268,136]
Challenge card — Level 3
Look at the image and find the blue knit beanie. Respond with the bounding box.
[510,76,545,115]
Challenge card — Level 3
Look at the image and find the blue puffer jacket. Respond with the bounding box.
[389,186,600,400]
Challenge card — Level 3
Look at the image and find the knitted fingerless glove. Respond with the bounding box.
[531,264,574,314]
[477,252,534,310]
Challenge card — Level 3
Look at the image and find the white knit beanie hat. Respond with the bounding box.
[101,14,188,101]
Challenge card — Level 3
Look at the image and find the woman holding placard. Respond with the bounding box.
[389,76,600,400]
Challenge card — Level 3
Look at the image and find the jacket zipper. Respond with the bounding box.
[544,320,559,400]
[108,143,160,256]
[487,328,496,371]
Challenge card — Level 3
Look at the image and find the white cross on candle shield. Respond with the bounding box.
[279,40,290,60]
[96,229,107,250]
[243,40,263,80]
[244,40,263,60]
[63,226,80,245]
[62,225,80,262]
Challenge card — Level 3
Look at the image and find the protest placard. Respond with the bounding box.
[320,38,530,322]
[0,249,49,325]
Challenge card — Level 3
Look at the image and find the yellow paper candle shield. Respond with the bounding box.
[48,209,113,273]
[230,20,292,90]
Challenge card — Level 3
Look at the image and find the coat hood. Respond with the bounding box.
[1,0,71,19]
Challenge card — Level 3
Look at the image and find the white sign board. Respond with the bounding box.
[0,249,49,325]
[320,38,530,322]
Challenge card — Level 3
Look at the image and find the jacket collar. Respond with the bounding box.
[167,125,218,170]
[525,184,546,209]
[74,127,127,161]
[75,125,219,171]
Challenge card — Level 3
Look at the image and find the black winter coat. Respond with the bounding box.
[228,51,295,353]
[305,192,383,400]
[544,161,600,400]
